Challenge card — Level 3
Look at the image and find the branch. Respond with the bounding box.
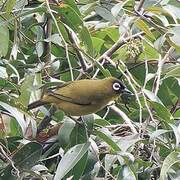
[152,47,174,95]
[44,16,52,63]
[136,0,146,12]
[37,105,56,133]
[45,0,74,80]
[0,143,20,177]
[110,105,138,134]
[64,24,89,71]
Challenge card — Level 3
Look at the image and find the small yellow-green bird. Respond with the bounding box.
[28,77,131,116]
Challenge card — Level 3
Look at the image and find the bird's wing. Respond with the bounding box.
[47,90,92,105]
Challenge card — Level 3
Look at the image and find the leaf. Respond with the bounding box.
[95,6,116,22]
[18,74,35,106]
[6,60,20,82]
[36,27,44,57]
[169,124,180,148]
[94,119,111,127]
[79,26,93,56]
[92,37,105,55]
[118,165,137,180]
[164,66,180,79]
[51,4,82,32]
[145,6,168,15]
[160,151,180,180]
[12,142,42,169]
[65,0,81,16]
[0,66,8,78]
[154,35,166,50]
[57,117,76,147]
[70,122,88,145]
[0,101,27,135]
[111,2,124,17]
[54,142,90,180]
[163,4,179,23]
[68,152,88,180]
[140,40,160,59]
[5,0,16,15]
[143,89,162,104]
[0,142,43,180]
[149,101,174,123]
[0,18,9,57]
[118,134,141,152]
[150,129,171,140]
[0,78,18,92]
[95,128,121,151]
[134,19,155,40]
[168,27,180,48]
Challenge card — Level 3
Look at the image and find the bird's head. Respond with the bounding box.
[108,77,132,95]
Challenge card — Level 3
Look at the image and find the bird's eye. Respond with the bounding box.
[113,82,121,91]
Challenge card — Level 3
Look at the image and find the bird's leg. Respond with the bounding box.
[37,105,57,134]
[103,106,110,119]
[125,104,131,112]
[68,116,84,126]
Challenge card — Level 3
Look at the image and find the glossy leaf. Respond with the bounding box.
[54,142,90,180]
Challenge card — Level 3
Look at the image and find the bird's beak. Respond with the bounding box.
[122,88,133,96]
[120,88,134,105]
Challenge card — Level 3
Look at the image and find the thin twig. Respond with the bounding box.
[136,0,146,12]
[92,59,106,79]
[64,24,89,71]
[90,141,116,180]
[118,61,143,131]
[110,105,137,134]
[44,16,52,63]
[45,0,74,80]
[152,47,173,95]
[0,144,20,177]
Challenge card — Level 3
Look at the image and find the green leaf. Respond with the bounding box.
[160,151,180,180]
[95,128,121,151]
[169,124,180,148]
[92,37,105,55]
[143,89,162,104]
[95,6,115,22]
[145,6,169,15]
[12,142,42,169]
[94,119,111,127]
[0,101,27,135]
[140,40,160,59]
[0,18,9,57]
[164,66,180,79]
[67,152,88,180]
[54,142,90,180]
[150,129,171,140]
[70,121,88,145]
[57,117,76,147]
[0,142,42,180]
[118,165,137,180]
[65,0,81,16]
[168,27,180,48]
[5,0,16,15]
[18,74,35,106]
[79,26,93,56]
[0,78,18,92]
[111,2,124,17]
[51,4,82,32]
[150,101,174,123]
[134,19,155,40]
[118,134,141,152]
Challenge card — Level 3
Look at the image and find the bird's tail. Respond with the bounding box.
[27,100,47,110]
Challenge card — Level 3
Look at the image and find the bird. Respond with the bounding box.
[27,77,131,116]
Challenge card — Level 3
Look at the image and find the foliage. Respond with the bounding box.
[0,0,180,179]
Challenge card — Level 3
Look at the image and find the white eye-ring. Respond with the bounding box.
[113,82,121,91]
